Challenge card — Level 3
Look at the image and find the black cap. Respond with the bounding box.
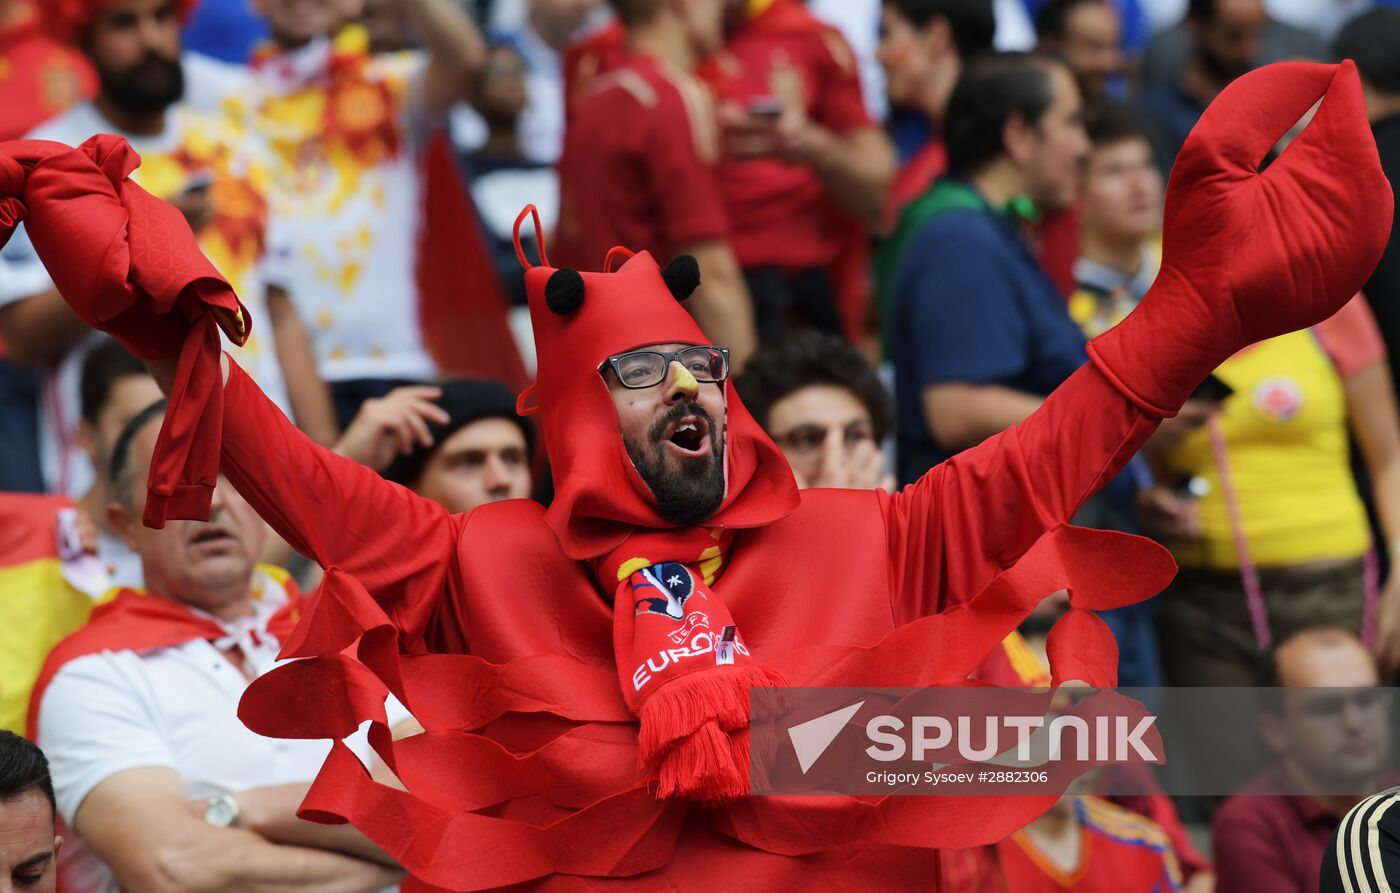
[382,379,534,486]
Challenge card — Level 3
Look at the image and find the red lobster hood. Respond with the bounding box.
[515,208,799,559]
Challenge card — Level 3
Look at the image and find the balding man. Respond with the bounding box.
[1213,628,1392,893]
[30,401,406,893]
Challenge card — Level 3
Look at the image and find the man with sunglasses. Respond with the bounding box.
[17,58,1392,892]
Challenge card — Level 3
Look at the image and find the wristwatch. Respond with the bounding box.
[203,794,240,828]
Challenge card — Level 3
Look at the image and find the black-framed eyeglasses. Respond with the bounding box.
[602,346,730,389]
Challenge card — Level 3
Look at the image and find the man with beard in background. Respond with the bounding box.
[0,0,337,502]
[1137,0,1268,176]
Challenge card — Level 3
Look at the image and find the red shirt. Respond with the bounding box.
[886,137,948,231]
[0,11,93,142]
[1212,766,1370,893]
[562,21,626,125]
[998,797,1183,891]
[699,0,872,269]
[1037,204,1082,299]
[554,53,729,271]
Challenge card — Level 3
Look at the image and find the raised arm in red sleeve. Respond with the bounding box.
[885,61,1392,626]
[219,357,466,646]
[883,362,1156,623]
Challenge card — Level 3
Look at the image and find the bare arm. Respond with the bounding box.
[921,382,1044,455]
[75,768,402,893]
[1347,361,1400,548]
[677,239,758,372]
[0,289,91,366]
[786,125,894,230]
[402,0,485,116]
[266,285,339,447]
[235,718,424,862]
[1345,360,1400,674]
[722,109,894,232]
[233,784,394,866]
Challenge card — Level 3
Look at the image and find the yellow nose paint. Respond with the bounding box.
[671,362,699,393]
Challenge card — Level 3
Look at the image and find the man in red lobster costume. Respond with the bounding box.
[0,60,1391,890]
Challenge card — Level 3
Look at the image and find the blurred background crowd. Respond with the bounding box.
[3,0,1400,889]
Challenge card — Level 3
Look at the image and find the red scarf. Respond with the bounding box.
[0,135,249,529]
[594,528,787,803]
[26,585,302,739]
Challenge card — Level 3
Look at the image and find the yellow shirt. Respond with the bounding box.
[1164,329,1371,570]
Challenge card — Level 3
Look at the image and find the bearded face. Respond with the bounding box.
[86,0,185,116]
[604,342,729,527]
[622,399,725,526]
[95,49,184,116]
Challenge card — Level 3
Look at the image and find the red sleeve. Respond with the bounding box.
[646,74,729,252]
[882,362,1159,623]
[1314,292,1387,378]
[219,358,468,647]
[810,24,871,134]
[1212,799,1311,893]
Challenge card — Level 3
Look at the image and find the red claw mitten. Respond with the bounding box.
[0,135,250,528]
[1087,61,1393,417]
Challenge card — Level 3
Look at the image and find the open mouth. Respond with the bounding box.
[188,527,235,547]
[664,416,711,456]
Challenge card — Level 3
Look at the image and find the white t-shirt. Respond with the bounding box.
[242,30,437,383]
[37,571,410,893]
[181,49,251,113]
[0,98,290,496]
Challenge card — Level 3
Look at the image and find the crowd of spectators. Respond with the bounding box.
[4,0,1400,889]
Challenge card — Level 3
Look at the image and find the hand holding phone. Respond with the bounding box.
[746,96,784,120]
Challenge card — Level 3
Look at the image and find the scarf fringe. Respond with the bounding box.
[639,663,790,804]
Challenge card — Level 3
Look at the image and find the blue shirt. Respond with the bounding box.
[889,185,1087,483]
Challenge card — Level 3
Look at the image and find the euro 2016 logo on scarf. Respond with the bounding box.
[634,562,698,620]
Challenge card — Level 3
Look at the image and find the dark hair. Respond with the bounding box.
[1334,9,1400,94]
[606,0,659,26]
[1186,0,1215,22]
[382,380,534,487]
[1035,0,1109,41]
[0,731,56,822]
[1084,101,1153,148]
[735,331,894,442]
[944,52,1062,175]
[109,398,168,504]
[80,338,148,424]
[885,0,996,60]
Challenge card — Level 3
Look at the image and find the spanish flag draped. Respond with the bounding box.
[0,494,105,735]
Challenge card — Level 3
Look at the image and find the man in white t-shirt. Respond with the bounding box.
[0,0,338,497]
[33,401,407,893]
[240,0,484,426]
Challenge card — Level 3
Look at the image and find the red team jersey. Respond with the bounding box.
[554,53,729,270]
[996,797,1182,892]
[697,0,871,270]
[0,9,93,142]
